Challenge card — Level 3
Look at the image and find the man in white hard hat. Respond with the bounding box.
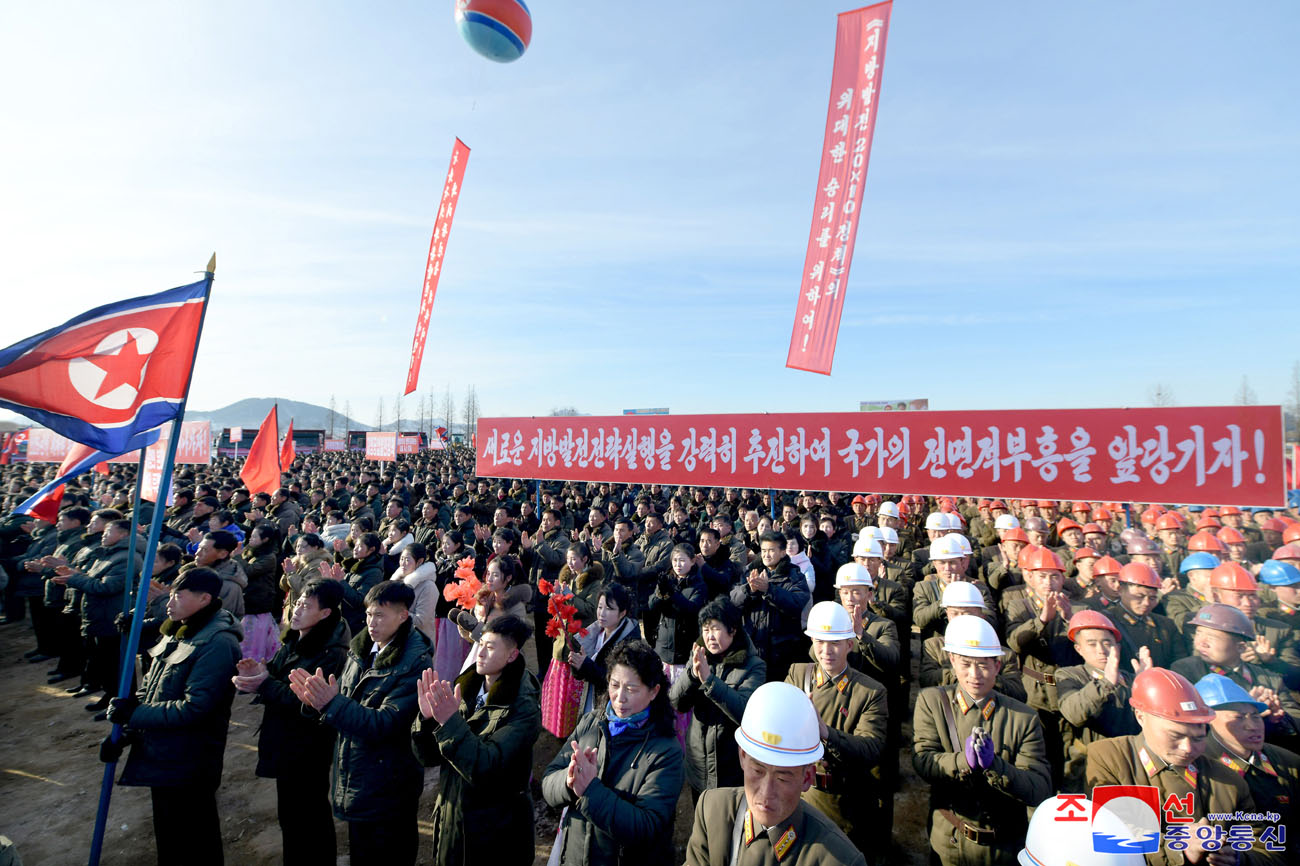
[919,580,1027,703]
[876,501,901,532]
[913,535,997,644]
[1087,668,1268,866]
[784,601,888,861]
[913,615,1051,866]
[834,563,900,688]
[850,535,909,641]
[684,681,866,866]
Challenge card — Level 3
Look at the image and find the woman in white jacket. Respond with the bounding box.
[786,532,817,628]
[391,541,439,644]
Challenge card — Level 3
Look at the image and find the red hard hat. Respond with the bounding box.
[1118,562,1161,589]
[1187,531,1226,554]
[1003,527,1030,545]
[1067,609,1121,642]
[1082,522,1105,534]
[977,498,991,508]
[1141,506,1165,523]
[1094,507,1114,520]
[1195,516,1222,531]
[1036,499,1055,508]
[1283,524,1300,546]
[1202,508,1221,520]
[1215,527,1245,545]
[1155,513,1181,531]
[851,495,867,505]
[1057,518,1082,533]
[1220,506,1242,516]
[990,499,1008,510]
[1130,668,1216,723]
[1209,562,1257,594]
[1019,545,1065,573]
[1093,555,1123,577]
[1072,501,1092,513]
[1072,546,1100,560]
[1262,518,1287,532]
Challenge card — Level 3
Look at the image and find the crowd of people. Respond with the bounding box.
[1,444,1299,866]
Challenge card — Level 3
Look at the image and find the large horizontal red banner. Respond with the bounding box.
[27,421,211,465]
[476,407,1286,506]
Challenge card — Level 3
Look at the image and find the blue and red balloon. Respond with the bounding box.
[455,0,532,63]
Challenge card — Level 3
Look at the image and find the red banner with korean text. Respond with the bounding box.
[477,406,1286,506]
[366,432,397,462]
[787,2,892,375]
[27,422,211,465]
[323,437,347,452]
[397,434,421,455]
[405,137,471,395]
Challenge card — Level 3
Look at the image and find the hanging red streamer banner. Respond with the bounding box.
[405,137,470,395]
[787,2,892,375]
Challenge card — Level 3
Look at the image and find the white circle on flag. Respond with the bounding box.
[67,327,159,410]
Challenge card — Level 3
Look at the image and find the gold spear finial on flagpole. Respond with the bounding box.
[205,253,217,274]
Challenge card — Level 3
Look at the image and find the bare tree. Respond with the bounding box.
[1288,361,1300,440]
[463,385,478,437]
[394,395,403,433]
[1235,376,1258,406]
[343,401,353,433]
[1148,384,1176,407]
[327,394,338,437]
[441,385,455,438]
[550,406,581,416]
[376,397,386,430]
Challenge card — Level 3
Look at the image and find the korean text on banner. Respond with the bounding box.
[323,437,346,452]
[397,434,421,455]
[476,406,1286,507]
[405,138,471,395]
[366,432,397,462]
[787,2,892,375]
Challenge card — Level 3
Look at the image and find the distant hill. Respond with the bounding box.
[184,397,450,434]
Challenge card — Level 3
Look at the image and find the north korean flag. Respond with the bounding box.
[0,278,210,455]
[15,430,161,523]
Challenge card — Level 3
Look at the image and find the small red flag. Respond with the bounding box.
[280,418,296,469]
[239,405,281,496]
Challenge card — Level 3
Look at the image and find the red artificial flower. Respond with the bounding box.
[545,620,562,639]
[537,578,553,596]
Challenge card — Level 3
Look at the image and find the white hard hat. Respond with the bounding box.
[805,601,856,640]
[925,512,946,531]
[859,525,884,544]
[878,527,899,545]
[942,512,962,531]
[994,514,1021,531]
[929,535,965,561]
[877,502,899,519]
[940,581,987,610]
[943,615,1003,657]
[1018,796,1146,866]
[735,681,825,767]
[951,534,973,556]
[851,535,883,559]
[835,562,874,588]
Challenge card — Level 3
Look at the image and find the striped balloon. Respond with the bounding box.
[454,0,532,63]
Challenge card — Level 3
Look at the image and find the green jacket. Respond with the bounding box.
[412,654,542,866]
[64,535,138,637]
[684,787,866,866]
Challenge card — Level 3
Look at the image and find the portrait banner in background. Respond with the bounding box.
[365,431,397,462]
[405,138,470,395]
[477,406,1286,506]
[787,1,892,375]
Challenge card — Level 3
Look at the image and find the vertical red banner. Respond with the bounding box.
[405,137,471,394]
[787,2,892,375]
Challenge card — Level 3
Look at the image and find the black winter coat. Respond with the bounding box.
[337,552,384,637]
[649,568,707,666]
[669,632,766,790]
[728,557,810,661]
[253,616,351,778]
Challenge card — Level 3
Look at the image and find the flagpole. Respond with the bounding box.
[121,449,149,617]
[88,254,216,866]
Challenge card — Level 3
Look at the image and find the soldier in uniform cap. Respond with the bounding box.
[1195,673,1300,839]
[784,601,889,860]
[684,681,866,866]
[1087,667,1274,866]
[913,615,1052,865]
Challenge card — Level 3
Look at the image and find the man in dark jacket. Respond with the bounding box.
[289,580,430,866]
[102,566,242,866]
[235,579,350,866]
[413,614,542,866]
[33,506,91,673]
[321,531,384,637]
[730,532,811,683]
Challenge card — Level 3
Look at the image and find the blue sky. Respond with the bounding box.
[1,1,1297,427]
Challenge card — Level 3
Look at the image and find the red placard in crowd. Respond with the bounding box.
[477,406,1286,506]
[787,2,893,376]
[405,138,470,395]
[366,431,397,462]
[397,434,421,455]
[323,437,347,452]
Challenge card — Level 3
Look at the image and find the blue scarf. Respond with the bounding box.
[605,702,650,737]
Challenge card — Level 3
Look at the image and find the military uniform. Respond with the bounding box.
[1203,736,1299,836]
[1003,589,1081,786]
[912,685,1052,865]
[918,635,1027,703]
[684,787,866,866]
[1109,606,1185,669]
[1158,587,1212,632]
[785,663,888,859]
[1086,734,1276,866]
[915,578,999,644]
[1170,656,1300,754]
[1055,664,1140,792]
[1249,614,1300,691]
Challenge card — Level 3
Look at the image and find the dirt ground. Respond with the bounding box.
[0,620,931,865]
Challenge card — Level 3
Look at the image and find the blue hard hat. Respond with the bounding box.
[1187,505,1205,513]
[1179,551,1220,574]
[1250,507,1274,515]
[1259,559,1300,587]
[1195,673,1267,712]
